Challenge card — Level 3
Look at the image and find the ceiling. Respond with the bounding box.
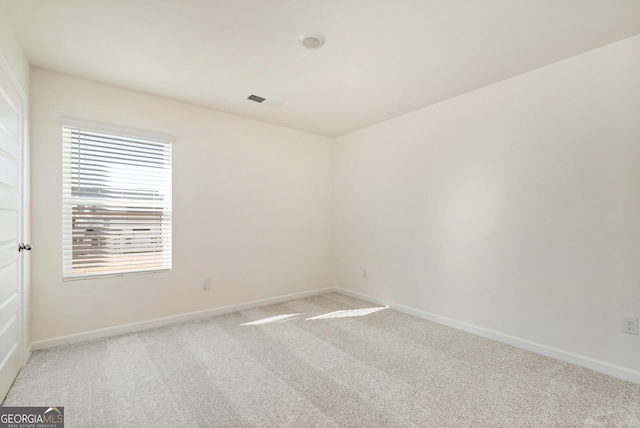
[1,1,639,137]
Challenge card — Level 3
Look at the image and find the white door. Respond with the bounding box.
[0,64,24,401]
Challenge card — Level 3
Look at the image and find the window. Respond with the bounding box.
[62,119,172,279]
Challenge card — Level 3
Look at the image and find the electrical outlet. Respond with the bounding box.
[362,269,367,279]
[203,278,211,291]
[621,316,639,335]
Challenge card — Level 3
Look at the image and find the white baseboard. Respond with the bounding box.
[29,287,334,352]
[28,285,640,385]
[335,287,640,385]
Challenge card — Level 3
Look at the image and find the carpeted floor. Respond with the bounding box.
[3,292,640,427]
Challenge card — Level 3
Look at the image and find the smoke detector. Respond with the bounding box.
[299,32,325,50]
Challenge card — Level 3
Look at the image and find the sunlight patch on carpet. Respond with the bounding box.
[241,313,301,325]
[306,307,387,320]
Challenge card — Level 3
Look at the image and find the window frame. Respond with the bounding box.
[61,117,173,281]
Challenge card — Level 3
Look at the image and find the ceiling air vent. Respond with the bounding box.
[245,94,284,109]
[247,94,266,103]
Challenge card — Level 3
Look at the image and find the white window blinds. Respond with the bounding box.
[62,120,172,279]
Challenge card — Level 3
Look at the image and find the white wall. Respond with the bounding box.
[334,35,640,372]
[30,69,333,344]
[0,13,28,92]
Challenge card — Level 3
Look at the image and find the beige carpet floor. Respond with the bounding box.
[3,292,640,427]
